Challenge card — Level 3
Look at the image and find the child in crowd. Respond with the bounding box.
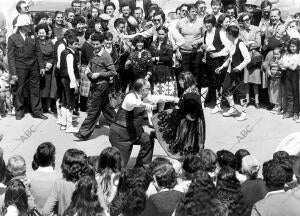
[267,47,282,114]
[279,38,300,121]
[6,155,35,209]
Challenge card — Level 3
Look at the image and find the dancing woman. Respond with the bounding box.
[152,71,206,160]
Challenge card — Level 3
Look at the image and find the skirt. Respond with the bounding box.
[268,77,281,105]
[244,67,261,84]
[152,109,205,160]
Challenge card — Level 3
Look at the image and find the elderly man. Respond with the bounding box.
[8,14,47,120]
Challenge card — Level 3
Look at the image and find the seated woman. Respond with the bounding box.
[152,71,206,160]
[142,164,183,216]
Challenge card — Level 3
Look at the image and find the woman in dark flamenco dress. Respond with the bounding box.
[152,71,206,160]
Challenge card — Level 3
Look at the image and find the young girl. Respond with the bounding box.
[279,38,300,120]
[267,47,282,114]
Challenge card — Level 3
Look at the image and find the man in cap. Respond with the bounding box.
[7,14,47,120]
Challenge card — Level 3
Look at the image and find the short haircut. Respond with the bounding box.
[120,3,130,10]
[66,34,79,45]
[198,149,218,172]
[261,0,272,9]
[16,1,27,13]
[103,31,113,40]
[153,10,166,22]
[149,157,172,177]
[264,160,286,190]
[188,4,198,11]
[35,23,49,35]
[195,0,206,7]
[65,7,76,16]
[71,0,81,7]
[91,32,104,43]
[74,16,86,25]
[217,150,236,169]
[123,189,146,215]
[211,0,222,6]
[179,4,189,10]
[273,151,289,161]
[104,2,116,12]
[183,155,204,180]
[279,159,294,183]
[134,7,144,14]
[204,14,217,26]
[131,79,148,92]
[270,8,281,16]
[226,25,239,38]
[153,163,177,189]
[32,142,55,170]
[132,35,146,47]
[114,18,126,28]
[225,4,237,17]
[54,11,64,19]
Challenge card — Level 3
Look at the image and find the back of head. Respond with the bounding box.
[149,157,172,177]
[7,155,26,177]
[123,188,146,216]
[4,179,28,214]
[61,149,89,182]
[153,163,177,189]
[226,25,239,38]
[32,142,56,170]
[183,155,204,180]
[273,151,289,161]
[98,147,122,173]
[198,149,217,173]
[217,150,236,170]
[241,155,260,179]
[264,160,286,190]
[217,166,240,193]
[235,149,250,172]
[131,79,147,92]
[118,168,149,193]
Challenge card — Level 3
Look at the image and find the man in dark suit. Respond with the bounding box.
[7,14,47,120]
[119,0,152,18]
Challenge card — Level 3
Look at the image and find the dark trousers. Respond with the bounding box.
[286,69,299,114]
[109,124,154,167]
[222,71,246,100]
[15,65,42,116]
[182,52,201,81]
[78,82,116,138]
[281,70,288,113]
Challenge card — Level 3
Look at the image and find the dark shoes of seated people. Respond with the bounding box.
[73,110,80,116]
[32,113,48,119]
[16,112,25,120]
[74,133,89,141]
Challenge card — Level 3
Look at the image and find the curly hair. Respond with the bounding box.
[122,188,146,216]
[273,151,289,161]
[175,170,222,216]
[132,35,146,48]
[148,157,172,178]
[217,150,237,170]
[198,149,217,173]
[61,149,90,182]
[264,160,286,190]
[32,142,55,170]
[183,155,205,180]
[63,176,103,216]
[153,163,177,189]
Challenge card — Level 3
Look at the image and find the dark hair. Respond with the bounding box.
[188,4,198,12]
[294,12,300,19]
[216,14,231,28]
[211,0,222,6]
[91,32,104,43]
[35,24,49,36]
[152,10,166,22]
[183,155,204,180]
[179,3,189,10]
[149,157,172,177]
[0,155,6,183]
[226,25,239,38]
[156,25,168,34]
[178,71,197,89]
[261,0,272,9]
[273,151,289,161]
[54,10,64,19]
[287,38,300,54]
[278,159,294,183]
[32,142,55,170]
[65,7,76,16]
[4,179,28,215]
[16,1,27,13]
[63,176,103,216]
[198,149,217,172]
[71,0,81,7]
[122,188,146,216]
[134,7,144,14]
[175,170,221,216]
[131,79,148,92]
[74,16,86,26]
[114,18,126,28]
[204,14,216,26]
[153,163,177,189]
[217,150,236,169]
[120,3,130,10]
[61,149,89,182]
[235,149,250,172]
[66,34,79,45]
[132,35,146,48]
[264,161,286,190]
[225,4,237,17]
[104,2,116,12]
[103,31,113,41]
[34,12,49,25]
[118,168,150,193]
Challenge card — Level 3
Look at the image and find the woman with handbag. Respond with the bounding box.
[239,13,262,109]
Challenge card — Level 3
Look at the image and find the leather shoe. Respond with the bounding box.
[16,112,24,120]
[32,114,48,119]
[74,133,89,141]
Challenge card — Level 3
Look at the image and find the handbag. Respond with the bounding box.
[247,50,263,69]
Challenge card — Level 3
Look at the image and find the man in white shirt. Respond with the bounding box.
[109,79,179,167]
[216,25,251,121]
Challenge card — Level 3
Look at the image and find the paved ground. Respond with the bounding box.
[1,103,300,172]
